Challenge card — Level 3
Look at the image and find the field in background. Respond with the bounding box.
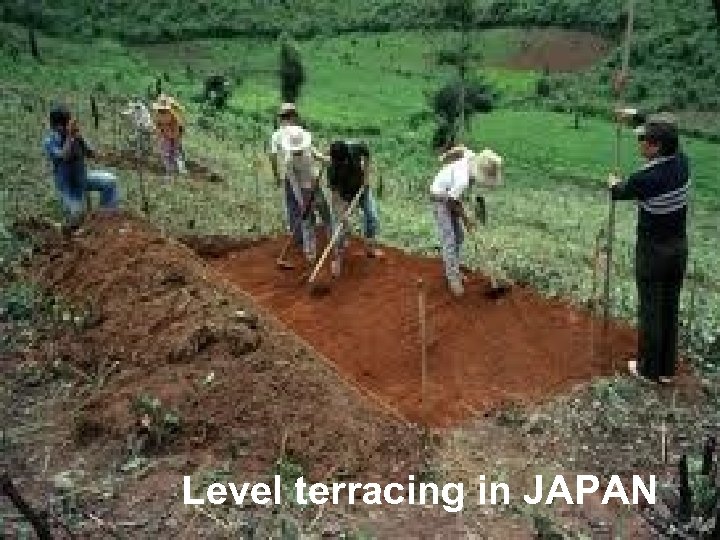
[2,13,720,539]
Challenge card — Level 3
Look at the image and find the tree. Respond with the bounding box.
[431,79,494,148]
[443,0,473,137]
[28,27,39,60]
[279,40,305,104]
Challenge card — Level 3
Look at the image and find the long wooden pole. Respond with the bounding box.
[603,0,635,334]
[418,278,428,417]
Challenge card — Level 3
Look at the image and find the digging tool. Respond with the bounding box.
[603,0,635,331]
[472,194,511,299]
[307,185,365,295]
[276,188,316,270]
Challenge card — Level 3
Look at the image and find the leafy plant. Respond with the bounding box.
[131,393,182,451]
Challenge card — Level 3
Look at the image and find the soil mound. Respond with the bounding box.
[207,237,637,427]
[25,214,424,479]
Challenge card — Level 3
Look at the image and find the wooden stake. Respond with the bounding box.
[661,420,667,464]
[418,278,428,417]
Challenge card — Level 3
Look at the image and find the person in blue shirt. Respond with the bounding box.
[43,104,120,229]
[609,119,689,384]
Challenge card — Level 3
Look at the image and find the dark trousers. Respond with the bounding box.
[635,236,688,379]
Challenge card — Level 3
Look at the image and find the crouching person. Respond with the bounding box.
[282,126,332,264]
[326,140,383,276]
[430,141,477,297]
[43,104,120,231]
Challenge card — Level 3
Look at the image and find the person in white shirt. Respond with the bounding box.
[269,103,304,247]
[281,125,332,263]
[430,141,504,297]
[430,142,477,297]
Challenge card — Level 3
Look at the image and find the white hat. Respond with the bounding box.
[281,125,311,153]
[278,102,298,116]
[472,149,504,187]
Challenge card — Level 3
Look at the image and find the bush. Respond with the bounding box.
[279,39,305,103]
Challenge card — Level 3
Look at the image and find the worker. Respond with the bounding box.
[270,103,304,247]
[152,95,185,180]
[121,99,154,157]
[43,104,120,231]
[609,118,689,384]
[325,139,383,277]
[429,140,477,297]
[281,125,332,264]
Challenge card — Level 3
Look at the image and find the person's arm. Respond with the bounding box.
[609,167,651,200]
[44,133,73,161]
[269,132,281,184]
[80,137,96,159]
[448,199,475,232]
[311,146,330,164]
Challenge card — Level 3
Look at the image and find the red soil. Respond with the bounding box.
[208,237,637,427]
[500,29,611,72]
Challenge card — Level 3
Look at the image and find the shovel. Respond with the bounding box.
[307,186,365,296]
[473,194,511,299]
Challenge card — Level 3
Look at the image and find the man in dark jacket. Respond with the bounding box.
[609,119,689,383]
[326,140,383,276]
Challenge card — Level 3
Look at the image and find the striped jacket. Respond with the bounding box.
[611,153,690,241]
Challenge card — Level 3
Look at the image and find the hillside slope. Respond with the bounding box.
[2,1,719,110]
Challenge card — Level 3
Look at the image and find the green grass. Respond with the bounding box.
[1,24,718,365]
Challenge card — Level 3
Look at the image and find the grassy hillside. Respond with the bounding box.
[1,23,718,367]
[3,0,719,113]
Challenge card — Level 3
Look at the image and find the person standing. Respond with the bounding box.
[325,139,383,277]
[269,103,304,247]
[430,140,477,297]
[43,104,120,230]
[281,125,332,264]
[152,95,184,180]
[609,119,689,384]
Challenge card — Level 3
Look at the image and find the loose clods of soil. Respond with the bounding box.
[24,214,425,480]
[207,236,637,427]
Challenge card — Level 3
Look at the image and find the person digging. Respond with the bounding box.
[608,118,689,384]
[269,103,304,248]
[281,125,332,265]
[430,139,478,298]
[43,104,120,233]
[431,142,509,298]
[468,147,511,298]
[324,139,384,277]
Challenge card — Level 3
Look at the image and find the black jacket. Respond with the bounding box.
[611,153,689,242]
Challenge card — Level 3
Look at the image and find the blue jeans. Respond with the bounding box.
[284,178,303,246]
[332,188,380,249]
[433,201,464,285]
[54,169,120,219]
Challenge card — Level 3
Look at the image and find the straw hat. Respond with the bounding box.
[473,149,503,187]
